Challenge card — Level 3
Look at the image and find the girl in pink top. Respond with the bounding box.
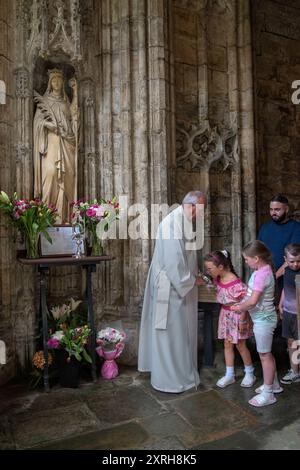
[204,250,254,388]
[231,241,281,407]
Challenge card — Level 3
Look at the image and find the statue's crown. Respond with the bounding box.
[47,68,63,79]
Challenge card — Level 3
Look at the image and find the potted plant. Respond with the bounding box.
[47,298,92,387]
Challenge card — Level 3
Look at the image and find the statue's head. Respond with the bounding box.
[47,68,64,94]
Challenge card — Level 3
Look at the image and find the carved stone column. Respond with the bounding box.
[80,80,97,201]
[15,68,32,197]
[96,0,173,364]
[14,64,36,373]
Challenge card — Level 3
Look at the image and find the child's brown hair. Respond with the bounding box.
[284,243,300,257]
[242,240,277,284]
[204,250,238,276]
[242,240,273,266]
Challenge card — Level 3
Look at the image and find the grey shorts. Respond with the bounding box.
[253,321,277,353]
[282,311,299,340]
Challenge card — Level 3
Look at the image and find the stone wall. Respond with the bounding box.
[172,0,256,274]
[2,0,299,382]
[0,0,16,384]
[0,0,257,381]
[252,0,300,225]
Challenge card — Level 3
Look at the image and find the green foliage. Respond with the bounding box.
[47,298,92,363]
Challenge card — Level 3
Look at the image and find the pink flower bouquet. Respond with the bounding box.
[96,327,126,379]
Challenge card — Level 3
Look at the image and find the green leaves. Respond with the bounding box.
[0,191,10,204]
[82,348,92,363]
[42,229,53,244]
[49,323,92,364]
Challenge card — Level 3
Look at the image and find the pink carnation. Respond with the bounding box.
[47,337,60,349]
[86,208,97,218]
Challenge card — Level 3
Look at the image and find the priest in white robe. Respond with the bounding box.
[138,191,206,392]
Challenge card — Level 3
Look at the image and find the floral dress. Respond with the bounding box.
[216,277,253,344]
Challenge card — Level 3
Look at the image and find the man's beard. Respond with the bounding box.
[272,213,288,224]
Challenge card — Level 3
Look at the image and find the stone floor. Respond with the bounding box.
[1,348,300,451]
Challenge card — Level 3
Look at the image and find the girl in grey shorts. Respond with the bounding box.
[231,240,282,407]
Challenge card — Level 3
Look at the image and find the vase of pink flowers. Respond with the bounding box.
[90,226,103,256]
[71,197,119,257]
[0,191,57,258]
[96,327,126,379]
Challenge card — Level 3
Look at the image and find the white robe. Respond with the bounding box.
[138,206,200,393]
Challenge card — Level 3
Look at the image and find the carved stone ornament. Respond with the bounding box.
[85,96,94,108]
[176,122,238,171]
[15,68,30,98]
[25,0,82,63]
[16,143,30,162]
[205,0,232,13]
[16,0,31,26]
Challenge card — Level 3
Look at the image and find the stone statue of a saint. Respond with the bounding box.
[33,68,79,224]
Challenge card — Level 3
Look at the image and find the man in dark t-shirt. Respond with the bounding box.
[258,194,300,293]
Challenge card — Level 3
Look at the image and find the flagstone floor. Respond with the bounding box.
[1,346,300,450]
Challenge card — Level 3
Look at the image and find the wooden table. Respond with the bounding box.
[198,285,220,367]
[18,255,114,392]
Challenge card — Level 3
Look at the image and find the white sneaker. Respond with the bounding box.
[280,369,300,385]
[216,375,235,388]
[255,384,283,394]
[241,374,256,388]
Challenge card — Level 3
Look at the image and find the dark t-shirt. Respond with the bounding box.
[258,219,300,270]
[283,266,300,314]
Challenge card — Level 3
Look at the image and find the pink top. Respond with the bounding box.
[251,264,273,292]
[215,277,247,308]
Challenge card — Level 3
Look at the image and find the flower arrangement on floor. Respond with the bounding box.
[47,298,92,363]
[0,191,57,258]
[96,327,126,351]
[71,197,120,256]
[29,350,54,389]
[96,327,126,379]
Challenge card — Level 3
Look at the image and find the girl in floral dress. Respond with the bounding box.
[204,250,255,388]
